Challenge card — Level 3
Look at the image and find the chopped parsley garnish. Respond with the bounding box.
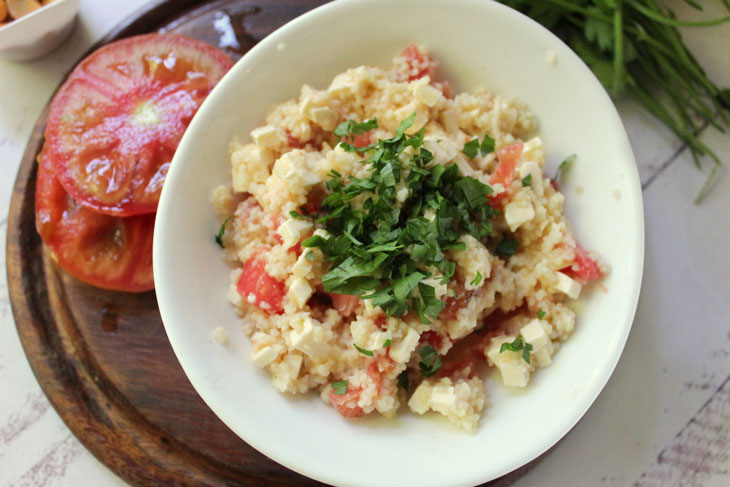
[461,134,496,159]
[537,309,546,320]
[353,343,374,356]
[301,115,499,321]
[332,380,348,395]
[555,154,576,180]
[499,336,533,364]
[470,271,483,287]
[418,345,442,377]
[383,339,392,347]
[495,237,518,258]
[397,370,410,390]
[215,217,231,248]
[334,118,379,152]
[521,174,532,187]
[461,138,480,159]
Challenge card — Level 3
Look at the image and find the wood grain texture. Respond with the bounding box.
[5,1,547,485]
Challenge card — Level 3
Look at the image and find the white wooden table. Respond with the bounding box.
[1,1,729,486]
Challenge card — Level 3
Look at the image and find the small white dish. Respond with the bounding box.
[154,0,644,486]
[0,0,79,62]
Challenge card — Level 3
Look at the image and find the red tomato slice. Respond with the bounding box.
[237,247,286,314]
[44,34,233,216]
[35,152,155,292]
[561,243,603,282]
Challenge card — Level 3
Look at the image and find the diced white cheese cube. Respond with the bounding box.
[290,318,331,358]
[288,278,313,308]
[390,327,420,363]
[251,126,282,148]
[499,361,530,387]
[423,136,458,165]
[277,218,312,248]
[211,326,229,345]
[535,346,552,367]
[394,103,427,133]
[486,337,530,387]
[555,271,582,299]
[441,108,459,133]
[310,106,338,131]
[521,136,544,164]
[431,386,458,411]
[292,251,314,278]
[411,77,442,107]
[251,345,278,367]
[517,161,544,197]
[520,319,548,350]
[395,185,410,202]
[328,68,369,97]
[504,199,535,231]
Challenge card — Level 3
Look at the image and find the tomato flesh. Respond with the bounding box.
[330,386,364,418]
[237,248,286,314]
[401,45,437,81]
[488,142,523,207]
[44,34,233,216]
[35,152,155,292]
[562,243,603,282]
[330,293,359,317]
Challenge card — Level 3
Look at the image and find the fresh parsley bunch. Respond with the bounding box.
[500,0,730,202]
[300,114,499,322]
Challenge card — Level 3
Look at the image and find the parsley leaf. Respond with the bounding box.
[499,336,533,364]
[470,271,483,286]
[479,134,496,155]
[332,380,348,395]
[353,344,374,356]
[383,339,392,347]
[462,138,479,159]
[555,154,577,180]
[397,370,410,390]
[495,237,518,258]
[215,217,231,248]
[537,309,546,320]
[521,174,533,187]
[418,345,442,377]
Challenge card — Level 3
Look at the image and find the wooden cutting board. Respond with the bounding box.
[6,1,546,485]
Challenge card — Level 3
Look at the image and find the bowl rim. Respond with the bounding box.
[154,0,645,485]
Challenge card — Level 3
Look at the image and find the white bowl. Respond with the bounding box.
[0,0,79,62]
[154,0,644,485]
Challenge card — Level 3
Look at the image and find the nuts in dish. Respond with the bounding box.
[213,45,605,432]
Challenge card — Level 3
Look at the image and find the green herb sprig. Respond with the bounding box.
[499,336,534,364]
[301,115,498,322]
[501,0,730,202]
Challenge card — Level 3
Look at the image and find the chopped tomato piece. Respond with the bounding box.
[237,247,286,314]
[44,34,233,216]
[401,45,437,81]
[352,132,372,148]
[330,386,364,418]
[561,243,603,282]
[490,142,523,187]
[488,142,523,207]
[330,293,359,317]
[286,131,306,148]
[420,331,444,352]
[441,283,474,321]
[34,152,154,292]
